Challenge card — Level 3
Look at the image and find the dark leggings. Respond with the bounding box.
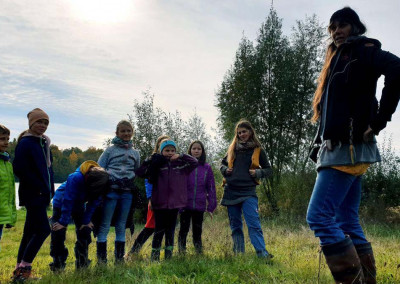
[178,210,204,253]
[17,197,51,263]
[130,227,154,253]
[152,209,179,253]
[50,207,92,268]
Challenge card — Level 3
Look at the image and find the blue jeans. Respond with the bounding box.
[227,197,269,256]
[307,168,368,246]
[97,191,133,243]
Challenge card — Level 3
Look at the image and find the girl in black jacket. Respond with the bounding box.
[307,7,400,284]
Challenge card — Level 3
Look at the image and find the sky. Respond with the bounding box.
[1,0,400,151]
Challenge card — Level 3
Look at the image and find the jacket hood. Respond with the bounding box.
[79,160,100,175]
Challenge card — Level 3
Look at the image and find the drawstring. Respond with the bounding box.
[349,118,355,164]
[318,248,322,284]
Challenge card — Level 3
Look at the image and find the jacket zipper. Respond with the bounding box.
[193,168,198,209]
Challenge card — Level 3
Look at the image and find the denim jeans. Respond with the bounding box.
[227,197,269,256]
[97,191,133,242]
[306,168,368,246]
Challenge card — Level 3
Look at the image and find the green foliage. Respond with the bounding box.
[1,211,399,283]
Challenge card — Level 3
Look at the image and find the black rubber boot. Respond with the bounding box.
[115,241,125,263]
[322,236,364,284]
[96,241,107,265]
[355,242,376,284]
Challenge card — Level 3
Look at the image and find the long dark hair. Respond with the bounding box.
[188,140,206,165]
[311,7,366,123]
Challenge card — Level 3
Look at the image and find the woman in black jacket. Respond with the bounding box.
[307,7,400,284]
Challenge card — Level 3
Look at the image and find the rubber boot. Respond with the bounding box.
[355,242,377,284]
[151,248,160,262]
[96,241,107,265]
[165,246,173,260]
[322,236,364,284]
[115,241,125,263]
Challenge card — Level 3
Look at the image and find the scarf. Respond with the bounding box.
[235,141,257,151]
[112,136,133,149]
[0,152,10,161]
[22,132,52,167]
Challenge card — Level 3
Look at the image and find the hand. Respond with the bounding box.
[170,154,180,161]
[207,212,213,220]
[148,200,153,211]
[52,222,66,231]
[226,168,233,176]
[249,169,256,177]
[80,222,94,230]
[363,126,375,142]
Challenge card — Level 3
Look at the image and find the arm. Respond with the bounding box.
[255,148,273,179]
[366,46,400,134]
[58,174,82,226]
[180,154,198,173]
[82,197,101,225]
[13,142,43,190]
[97,148,110,169]
[205,165,217,213]
[220,155,229,176]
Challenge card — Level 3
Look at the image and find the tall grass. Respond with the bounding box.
[0,210,399,283]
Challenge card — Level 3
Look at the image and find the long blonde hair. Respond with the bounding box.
[226,120,261,162]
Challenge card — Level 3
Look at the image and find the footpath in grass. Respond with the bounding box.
[0,210,399,283]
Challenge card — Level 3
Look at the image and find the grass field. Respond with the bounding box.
[0,210,399,283]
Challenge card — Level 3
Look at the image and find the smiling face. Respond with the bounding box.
[329,21,352,47]
[29,119,49,136]
[162,145,176,159]
[190,142,203,159]
[0,134,9,152]
[117,124,133,141]
[237,127,252,143]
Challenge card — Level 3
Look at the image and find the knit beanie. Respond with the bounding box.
[330,7,366,35]
[27,108,49,128]
[160,140,176,153]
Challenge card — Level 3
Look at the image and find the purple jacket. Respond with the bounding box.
[185,163,217,212]
[137,154,198,210]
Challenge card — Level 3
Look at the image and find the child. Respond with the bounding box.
[96,120,140,263]
[0,124,17,252]
[178,140,217,254]
[220,119,273,259]
[50,161,109,270]
[136,139,198,261]
[127,135,169,256]
[12,108,54,281]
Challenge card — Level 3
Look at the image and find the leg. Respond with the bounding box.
[227,204,245,254]
[242,197,270,257]
[164,209,179,259]
[178,210,191,254]
[191,211,204,254]
[73,213,92,269]
[114,192,133,262]
[355,242,376,284]
[130,227,155,254]
[50,208,68,271]
[151,210,167,261]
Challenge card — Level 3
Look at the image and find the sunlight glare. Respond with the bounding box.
[69,0,134,24]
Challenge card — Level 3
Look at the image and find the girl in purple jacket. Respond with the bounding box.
[178,140,216,254]
[135,139,198,261]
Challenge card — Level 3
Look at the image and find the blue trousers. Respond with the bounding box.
[97,191,133,243]
[227,197,269,257]
[307,168,368,246]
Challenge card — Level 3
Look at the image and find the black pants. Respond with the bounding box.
[178,210,204,253]
[152,209,178,258]
[50,207,92,268]
[130,227,154,253]
[17,196,51,264]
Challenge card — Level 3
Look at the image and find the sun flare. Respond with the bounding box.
[69,0,134,24]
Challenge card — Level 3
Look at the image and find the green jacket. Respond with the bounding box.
[0,158,17,226]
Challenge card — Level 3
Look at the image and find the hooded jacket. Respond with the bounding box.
[13,135,54,206]
[315,36,400,144]
[136,153,198,210]
[185,162,217,212]
[52,161,102,226]
[0,153,17,226]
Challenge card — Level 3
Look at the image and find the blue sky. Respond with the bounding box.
[1,0,400,150]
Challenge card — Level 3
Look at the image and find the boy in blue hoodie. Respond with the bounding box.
[50,161,109,271]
